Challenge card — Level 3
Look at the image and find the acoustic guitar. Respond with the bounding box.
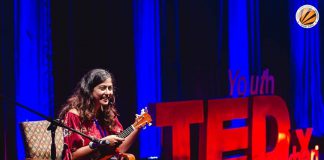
[99,108,152,160]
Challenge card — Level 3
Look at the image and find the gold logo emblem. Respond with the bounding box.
[296,5,319,28]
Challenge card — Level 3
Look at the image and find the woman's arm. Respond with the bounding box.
[72,135,124,159]
[118,128,139,153]
[71,145,95,160]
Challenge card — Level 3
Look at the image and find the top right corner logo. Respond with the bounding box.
[296,4,319,28]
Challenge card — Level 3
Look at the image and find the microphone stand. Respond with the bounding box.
[1,96,101,160]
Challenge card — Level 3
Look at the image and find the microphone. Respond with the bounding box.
[89,139,110,149]
[98,139,110,145]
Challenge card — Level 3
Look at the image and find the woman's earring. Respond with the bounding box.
[101,105,104,111]
[109,96,115,105]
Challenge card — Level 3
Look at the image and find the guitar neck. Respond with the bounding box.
[117,125,135,138]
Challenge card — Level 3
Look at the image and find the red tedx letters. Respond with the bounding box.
[153,96,298,159]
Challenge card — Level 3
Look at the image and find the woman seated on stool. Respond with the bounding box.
[59,68,139,160]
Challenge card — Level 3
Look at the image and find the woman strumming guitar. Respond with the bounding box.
[59,68,149,160]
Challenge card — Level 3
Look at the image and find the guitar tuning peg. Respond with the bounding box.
[143,126,147,130]
[148,123,152,126]
[135,114,139,118]
[141,108,144,114]
[144,107,148,112]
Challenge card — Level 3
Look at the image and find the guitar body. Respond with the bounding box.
[98,152,135,160]
[120,153,136,160]
[98,108,151,160]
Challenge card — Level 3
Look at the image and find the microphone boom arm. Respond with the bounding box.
[1,95,101,159]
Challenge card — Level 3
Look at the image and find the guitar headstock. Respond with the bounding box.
[133,107,152,129]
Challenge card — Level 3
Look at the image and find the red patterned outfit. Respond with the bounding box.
[62,112,123,160]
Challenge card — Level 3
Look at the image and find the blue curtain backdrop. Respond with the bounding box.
[289,0,324,136]
[229,0,250,97]
[14,0,54,159]
[1,0,324,159]
[133,0,162,158]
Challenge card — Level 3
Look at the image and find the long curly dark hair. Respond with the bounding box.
[58,68,119,132]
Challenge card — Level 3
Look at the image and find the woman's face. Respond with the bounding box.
[92,78,113,107]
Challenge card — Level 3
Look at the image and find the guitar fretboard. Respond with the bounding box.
[117,125,135,138]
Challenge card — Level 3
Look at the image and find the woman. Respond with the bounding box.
[59,68,139,160]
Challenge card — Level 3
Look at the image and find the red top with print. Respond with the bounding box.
[62,112,123,160]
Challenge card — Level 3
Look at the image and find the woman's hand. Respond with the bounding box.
[101,135,124,147]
